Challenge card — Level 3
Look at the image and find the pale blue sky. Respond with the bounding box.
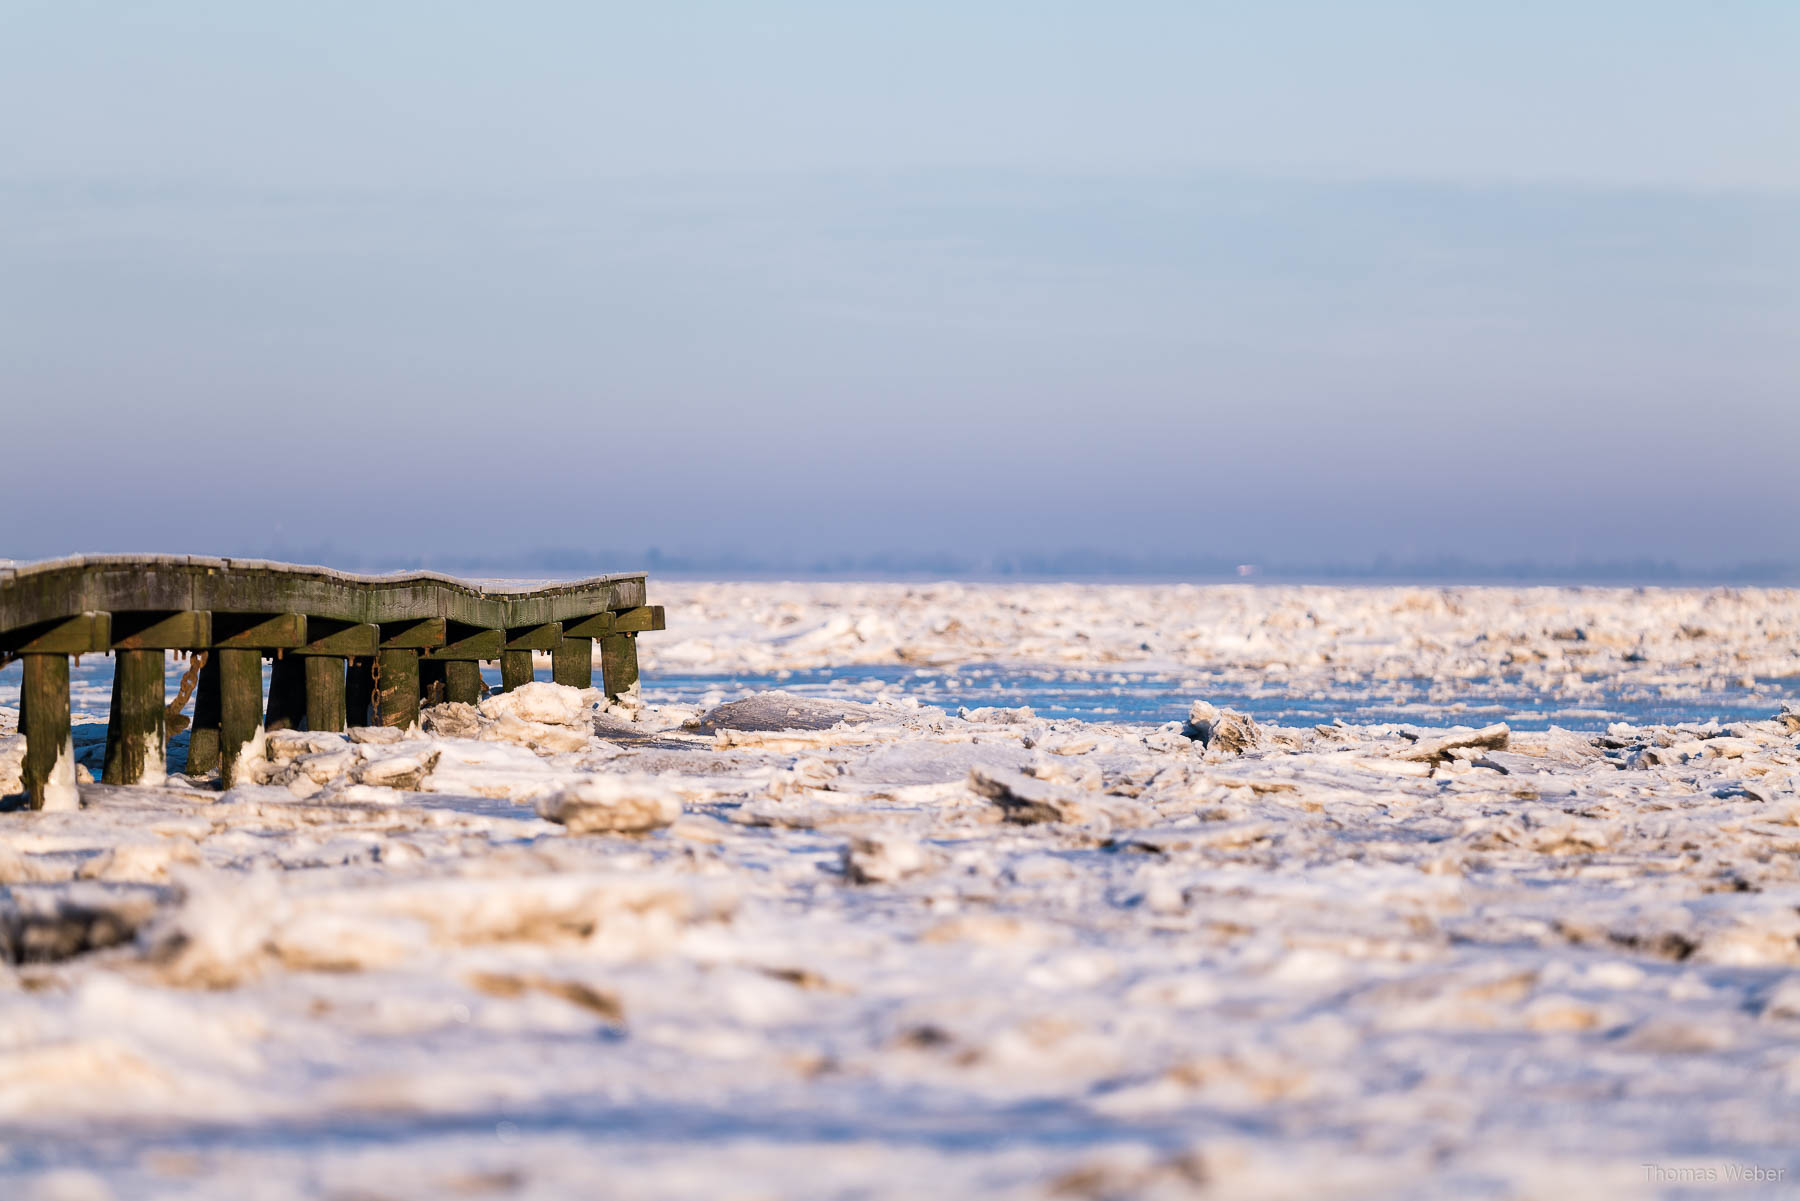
[2,2,1796,570]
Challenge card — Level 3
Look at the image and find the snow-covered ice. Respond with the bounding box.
[2,583,1798,1199]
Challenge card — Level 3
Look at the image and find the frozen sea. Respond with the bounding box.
[4,582,1800,1201]
[5,659,1795,737]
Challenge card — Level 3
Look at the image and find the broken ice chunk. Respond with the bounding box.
[842,834,933,884]
[1182,702,1261,754]
[536,775,682,833]
[1396,723,1511,763]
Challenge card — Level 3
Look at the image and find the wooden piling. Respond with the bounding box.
[216,647,263,789]
[346,657,375,727]
[552,636,593,688]
[601,633,639,698]
[186,654,222,774]
[445,660,483,705]
[306,657,347,732]
[21,654,74,810]
[265,654,307,732]
[376,648,420,728]
[103,649,166,785]
[500,649,534,692]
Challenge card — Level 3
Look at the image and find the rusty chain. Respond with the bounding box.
[367,655,384,724]
[164,650,208,728]
[162,648,209,734]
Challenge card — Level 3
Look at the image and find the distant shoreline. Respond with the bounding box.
[7,555,1797,589]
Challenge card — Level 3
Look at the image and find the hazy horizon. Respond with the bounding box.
[4,3,1795,569]
[6,542,1799,587]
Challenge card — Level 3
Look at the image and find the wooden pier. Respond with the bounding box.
[0,556,665,810]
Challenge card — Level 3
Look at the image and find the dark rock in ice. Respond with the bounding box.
[0,883,168,964]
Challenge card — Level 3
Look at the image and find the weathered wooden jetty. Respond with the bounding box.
[0,556,665,809]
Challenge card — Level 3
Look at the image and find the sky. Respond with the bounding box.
[2,1,1796,574]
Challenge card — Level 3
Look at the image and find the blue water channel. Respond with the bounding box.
[646,664,1796,731]
[2,658,1793,738]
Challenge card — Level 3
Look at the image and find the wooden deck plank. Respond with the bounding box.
[211,613,307,650]
[380,617,447,650]
[0,555,647,633]
[110,610,210,650]
[294,620,379,658]
[420,627,504,661]
[1,612,111,656]
[505,623,563,651]
[610,605,667,633]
